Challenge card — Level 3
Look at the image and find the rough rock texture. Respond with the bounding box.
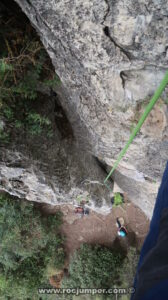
[1,0,168,218]
[0,86,111,214]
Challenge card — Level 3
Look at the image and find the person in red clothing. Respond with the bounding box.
[74,207,84,214]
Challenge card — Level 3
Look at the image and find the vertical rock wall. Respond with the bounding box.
[1,0,168,218]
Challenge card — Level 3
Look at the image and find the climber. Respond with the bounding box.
[84,208,90,215]
[74,206,84,214]
[116,217,128,237]
[118,226,128,237]
[132,161,168,300]
[74,206,90,216]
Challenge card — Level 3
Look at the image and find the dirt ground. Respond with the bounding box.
[40,201,150,289]
[43,201,149,259]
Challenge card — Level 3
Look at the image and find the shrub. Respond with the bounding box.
[62,244,124,289]
[0,6,60,140]
[0,194,65,299]
[118,247,139,288]
[61,246,138,300]
[113,193,124,206]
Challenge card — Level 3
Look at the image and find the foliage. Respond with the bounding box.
[0,194,65,300]
[0,128,9,143]
[0,8,60,140]
[119,247,139,289]
[113,193,123,206]
[62,244,124,290]
[61,245,138,300]
[25,112,53,136]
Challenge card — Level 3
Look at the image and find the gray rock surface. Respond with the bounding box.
[1,0,168,218]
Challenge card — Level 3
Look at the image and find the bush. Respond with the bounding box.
[0,5,60,140]
[113,193,123,206]
[62,244,124,289]
[118,247,139,288]
[61,245,138,300]
[0,194,65,299]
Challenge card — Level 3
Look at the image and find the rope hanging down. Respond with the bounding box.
[104,70,168,184]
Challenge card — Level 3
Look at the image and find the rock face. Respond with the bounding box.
[1,0,168,218]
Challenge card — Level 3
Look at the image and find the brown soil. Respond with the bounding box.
[42,202,149,260]
[49,271,64,288]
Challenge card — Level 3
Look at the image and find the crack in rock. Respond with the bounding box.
[101,0,110,25]
[103,26,132,61]
[120,71,128,89]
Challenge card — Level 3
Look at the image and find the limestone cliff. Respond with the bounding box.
[1,0,168,218]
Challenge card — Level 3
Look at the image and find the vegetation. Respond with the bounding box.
[62,244,124,290]
[60,245,138,300]
[0,5,60,141]
[113,193,124,206]
[0,194,65,300]
[0,4,140,300]
[119,247,139,289]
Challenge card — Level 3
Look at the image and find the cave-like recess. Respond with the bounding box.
[0,0,112,213]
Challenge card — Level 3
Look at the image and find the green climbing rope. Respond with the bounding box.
[104,70,168,184]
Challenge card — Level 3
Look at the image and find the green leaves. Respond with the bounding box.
[43,74,61,87]
[25,112,51,135]
[26,112,51,126]
[62,244,124,289]
[3,106,13,120]
[0,194,65,299]
[113,192,123,206]
[0,22,60,140]
[0,60,13,74]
